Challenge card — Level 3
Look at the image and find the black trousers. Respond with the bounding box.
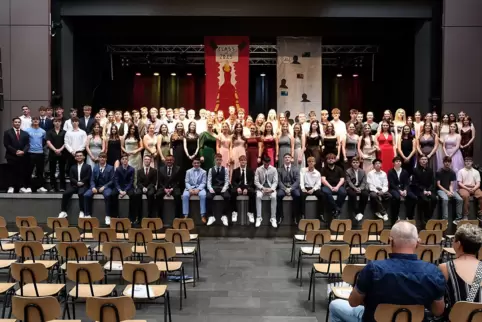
[231,188,255,214]
[390,189,418,225]
[49,153,66,190]
[7,156,29,190]
[276,188,301,221]
[135,187,156,220]
[413,190,437,223]
[61,185,88,213]
[301,189,324,219]
[27,153,45,191]
[369,191,391,214]
[346,188,369,216]
[111,189,137,220]
[207,189,231,216]
[156,188,183,219]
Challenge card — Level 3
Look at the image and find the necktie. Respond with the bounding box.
[242,169,245,185]
[100,167,104,173]
[167,168,171,176]
[145,167,149,176]
[16,129,20,140]
[41,119,45,128]
[217,167,220,174]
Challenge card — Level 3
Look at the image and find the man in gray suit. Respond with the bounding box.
[346,157,369,221]
[254,155,279,228]
[277,153,301,225]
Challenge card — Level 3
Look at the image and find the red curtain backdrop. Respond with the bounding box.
[332,77,362,117]
[204,36,250,115]
[132,76,161,109]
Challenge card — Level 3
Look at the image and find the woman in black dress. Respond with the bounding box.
[106,124,121,168]
[397,125,416,175]
[323,122,341,167]
[183,121,200,168]
[170,122,185,172]
[305,120,323,170]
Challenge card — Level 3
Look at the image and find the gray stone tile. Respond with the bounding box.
[209,296,261,309]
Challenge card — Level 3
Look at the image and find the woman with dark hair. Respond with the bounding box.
[246,124,260,171]
[85,122,105,168]
[377,110,395,136]
[406,116,416,136]
[156,124,170,167]
[184,121,200,164]
[460,116,475,158]
[171,122,185,171]
[448,113,457,125]
[358,124,377,173]
[259,121,276,166]
[417,121,439,171]
[121,124,143,170]
[106,124,121,168]
[323,122,340,163]
[376,120,396,173]
[397,125,416,174]
[305,120,322,170]
[444,123,465,174]
[199,120,217,171]
[231,122,247,169]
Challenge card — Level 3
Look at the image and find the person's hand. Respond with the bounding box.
[344,157,348,162]
[336,155,340,161]
[302,189,307,193]
[377,191,383,196]
[200,156,204,162]
[55,149,61,155]
[209,188,215,194]
[400,190,407,197]
[120,191,126,198]
[99,186,105,193]
[164,188,171,195]
[332,187,338,192]
[355,188,361,193]
[143,187,147,193]
[257,157,261,164]
[189,189,195,195]
[77,182,83,187]
[275,156,278,162]
[447,191,453,197]
[237,188,242,194]
[72,151,76,156]
[307,189,313,195]
[298,157,302,165]
[243,189,248,195]
[92,188,98,194]
[193,189,200,195]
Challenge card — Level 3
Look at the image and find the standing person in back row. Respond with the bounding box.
[25,116,47,193]
[3,117,30,193]
[46,118,67,192]
[254,155,278,228]
[206,153,231,226]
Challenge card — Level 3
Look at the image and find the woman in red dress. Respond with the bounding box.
[376,120,396,173]
[259,121,277,166]
[246,124,261,171]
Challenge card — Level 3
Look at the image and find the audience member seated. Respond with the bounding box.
[58,150,92,219]
[300,157,323,222]
[439,224,482,318]
[277,153,301,225]
[387,156,417,225]
[457,157,482,221]
[83,152,114,224]
[206,153,231,226]
[329,221,446,322]
[46,117,67,192]
[345,157,369,222]
[135,154,158,222]
[321,153,347,219]
[411,155,437,225]
[112,154,138,222]
[437,156,463,223]
[231,155,256,223]
[156,154,182,219]
[367,159,391,221]
[3,117,30,193]
[182,158,207,222]
[254,155,278,228]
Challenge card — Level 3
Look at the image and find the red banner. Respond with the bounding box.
[204,36,250,115]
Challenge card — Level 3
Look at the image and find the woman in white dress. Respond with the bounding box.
[121,124,143,170]
[85,122,105,168]
[436,114,450,170]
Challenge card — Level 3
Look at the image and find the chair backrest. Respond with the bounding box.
[365,245,392,261]
[0,216,6,227]
[147,242,176,261]
[86,296,136,322]
[102,242,133,260]
[173,218,195,231]
[449,301,482,322]
[425,219,448,232]
[380,230,391,244]
[319,244,350,262]
[14,241,44,260]
[457,220,480,227]
[55,227,81,242]
[330,219,352,235]
[78,217,100,232]
[11,262,48,284]
[19,226,44,241]
[66,262,105,284]
[57,242,89,260]
[305,230,331,245]
[16,216,37,228]
[298,219,321,233]
[342,264,366,285]
[165,229,191,243]
[361,219,384,235]
[47,217,69,231]
[128,228,153,244]
[418,230,443,245]
[416,245,441,263]
[93,227,116,242]
[374,304,425,322]
[0,226,9,239]
[12,296,61,322]
[396,219,416,226]
[343,230,368,246]
[110,218,131,235]
[122,263,160,285]
[141,218,164,232]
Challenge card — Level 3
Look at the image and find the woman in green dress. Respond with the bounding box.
[199,120,217,171]
[156,124,170,167]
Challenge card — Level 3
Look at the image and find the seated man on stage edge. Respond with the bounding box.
[300,156,323,223]
[321,153,347,220]
[135,154,158,222]
[345,157,369,222]
[366,158,391,221]
[254,155,278,228]
[231,155,256,223]
[182,157,207,222]
[157,154,183,219]
[206,153,231,226]
[276,153,301,225]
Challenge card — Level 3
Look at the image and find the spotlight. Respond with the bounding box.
[153,73,160,76]
[171,73,177,76]
[336,73,343,78]
[186,73,192,76]
[353,74,359,78]
[135,73,141,76]
[260,73,266,77]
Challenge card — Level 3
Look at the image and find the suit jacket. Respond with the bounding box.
[3,128,30,160]
[231,167,255,190]
[185,168,206,190]
[346,168,368,190]
[114,165,135,192]
[137,167,157,190]
[158,165,181,190]
[90,164,114,190]
[39,118,53,132]
[254,165,278,191]
[387,168,411,191]
[277,165,300,191]
[79,116,95,133]
[69,163,92,188]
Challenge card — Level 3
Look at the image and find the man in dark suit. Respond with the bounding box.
[346,158,369,222]
[231,155,256,223]
[112,154,138,222]
[58,150,92,219]
[38,106,53,132]
[79,105,95,134]
[136,154,158,221]
[157,154,182,219]
[83,152,115,224]
[388,156,417,225]
[3,117,30,193]
[206,153,231,226]
[277,153,301,225]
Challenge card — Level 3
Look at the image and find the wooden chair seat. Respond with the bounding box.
[103,261,140,271]
[175,246,196,254]
[42,244,56,251]
[50,320,81,322]
[300,247,321,255]
[60,260,99,270]
[1,244,15,251]
[24,260,58,269]
[123,284,167,298]
[132,245,147,254]
[350,248,366,255]
[16,283,65,296]
[151,261,183,272]
[294,234,308,241]
[443,248,456,255]
[0,283,15,294]
[0,260,15,269]
[8,232,18,237]
[190,234,198,240]
[81,232,94,239]
[368,235,381,242]
[152,233,166,240]
[330,235,344,241]
[116,233,129,240]
[0,319,17,322]
[313,263,346,274]
[331,286,353,300]
[69,284,116,298]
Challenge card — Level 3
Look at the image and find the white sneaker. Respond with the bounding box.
[38,187,47,193]
[382,214,389,221]
[231,211,238,222]
[7,187,14,194]
[255,217,262,227]
[270,218,278,228]
[247,212,255,223]
[105,216,111,225]
[221,216,229,226]
[20,187,27,193]
[375,212,384,219]
[25,188,32,193]
[84,215,91,218]
[355,213,364,221]
[79,211,85,218]
[58,211,68,218]
[207,216,216,226]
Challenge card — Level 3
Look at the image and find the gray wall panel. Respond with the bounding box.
[444,0,482,27]
[0,0,10,25]
[0,26,11,100]
[10,0,50,26]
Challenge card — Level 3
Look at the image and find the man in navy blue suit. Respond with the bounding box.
[112,153,139,222]
[84,152,115,225]
[79,105,95,134]
[3,117,30,193]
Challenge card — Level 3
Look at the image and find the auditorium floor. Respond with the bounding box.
[54,237,327,321]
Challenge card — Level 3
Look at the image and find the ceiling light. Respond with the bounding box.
[336,73,342,78]
[186,73,192,76]
[353,74,359,78]
[135,73,141,76]
[171,73,177,76]
[260,73,266,77]
[153,73,160,76]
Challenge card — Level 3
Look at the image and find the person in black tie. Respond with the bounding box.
[83,152,115,224]
[411,155,437,226]
[3,117,30,193]
[112,154,138,222]
[38,106,53,132]
[58,150,92,219]
[277,153,301,225]
[231,155,256,223]
[136,155,158,221]
[79,105,95,134]
[388,156,417,225]
[156,154,182,219]
[206,153,231,226]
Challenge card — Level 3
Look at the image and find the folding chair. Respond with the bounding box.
[19,227,56,259]
[11,295,76,322]
[418,230,443,245]
[11,263,65,299]
[374,304,425,322]
[101,242,140,280]
[16,216,37,229]
[122,263,172,322]
[165,228,199,286]
[110,218,131,240]
[142,218,165,240]
[78,217,100,240]
[290,219,321,264]
[343,230,368,262]
[86,296,146,322]
[362,219,384,242]
[425,219,448,232]
[128,228,153,260]
[147,242,187,310]
[379,229,391,244]
[46,217,69,243]
[172,218,202,262]
[57,242,97,283]
[365,245,392,261]
[0,227,16,259]
[296,230,331,286]
[449,301,482,322]
[92,227,116,260]
[416,245,441,264]
[0,216,18,238]
[14,242,58,279]
[330,219,352,242]
[0,281,15,318]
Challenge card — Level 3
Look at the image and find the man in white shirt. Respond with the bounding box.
[330,108,347,137]
[196,109,207,134]
[254,155,279,228]
[367,158,391,220]
[63,108,78,132]
[19,105,32,130]
[300,156,324,223]
[64,117,87,172]
[79,105,95,133]
[298,113,310,136]
[146,108,162,135]
[457,157,482,220]
[165,108,176,134]
[112,110,128,137]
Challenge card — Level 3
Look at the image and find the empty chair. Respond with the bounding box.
[0,227,16,258]
[380,229,392,244]
[14,241,58,273]
[418,230,443,245]
[0,281,15,318]
[330,219,352,242]
[46,217,69,242]
[290,219,321,264]
[110,218,131,240]
[11,262,65,297]
[11,295,74,322]
[362,219,384,242]
[343,230,368,261]
[425,219,448,232]
[19,227,55,256]
[57,242,97,283]
[365,245,392,261]
[101,242,139,276]
[54,227,82,242]
[16,216,37,229]
[172,218,202,261]
[86,296,146,322]
[78,217,100,240]
[165,228,199,286]
[296,230,331,286]
[0,216,18,238]
[449,302,482,322]
[128,228,153,259]
[416,245,441,264]
[142,218,165,240]
[92,227,116,259]
[374,304,425,322]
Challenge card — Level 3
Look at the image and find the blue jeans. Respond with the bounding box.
[321,186,347,212]
[437,190,463,219]
[182,189,206,217]
[329,299,364,322]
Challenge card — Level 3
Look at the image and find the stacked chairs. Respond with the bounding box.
[290,219,321,264]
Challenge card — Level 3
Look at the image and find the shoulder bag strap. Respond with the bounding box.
[466,261,482,302]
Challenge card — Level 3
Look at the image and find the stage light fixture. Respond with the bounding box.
[153,72,160,76]
[135,73,141,76]
[336,73,343,78]
[171,73,177,76]
[260,73,266,77]
[353,73,359,78]
[186,73,192,76]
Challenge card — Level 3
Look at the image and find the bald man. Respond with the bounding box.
[328,221,446,322]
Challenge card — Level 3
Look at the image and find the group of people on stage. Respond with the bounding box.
[3,104,480,226]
